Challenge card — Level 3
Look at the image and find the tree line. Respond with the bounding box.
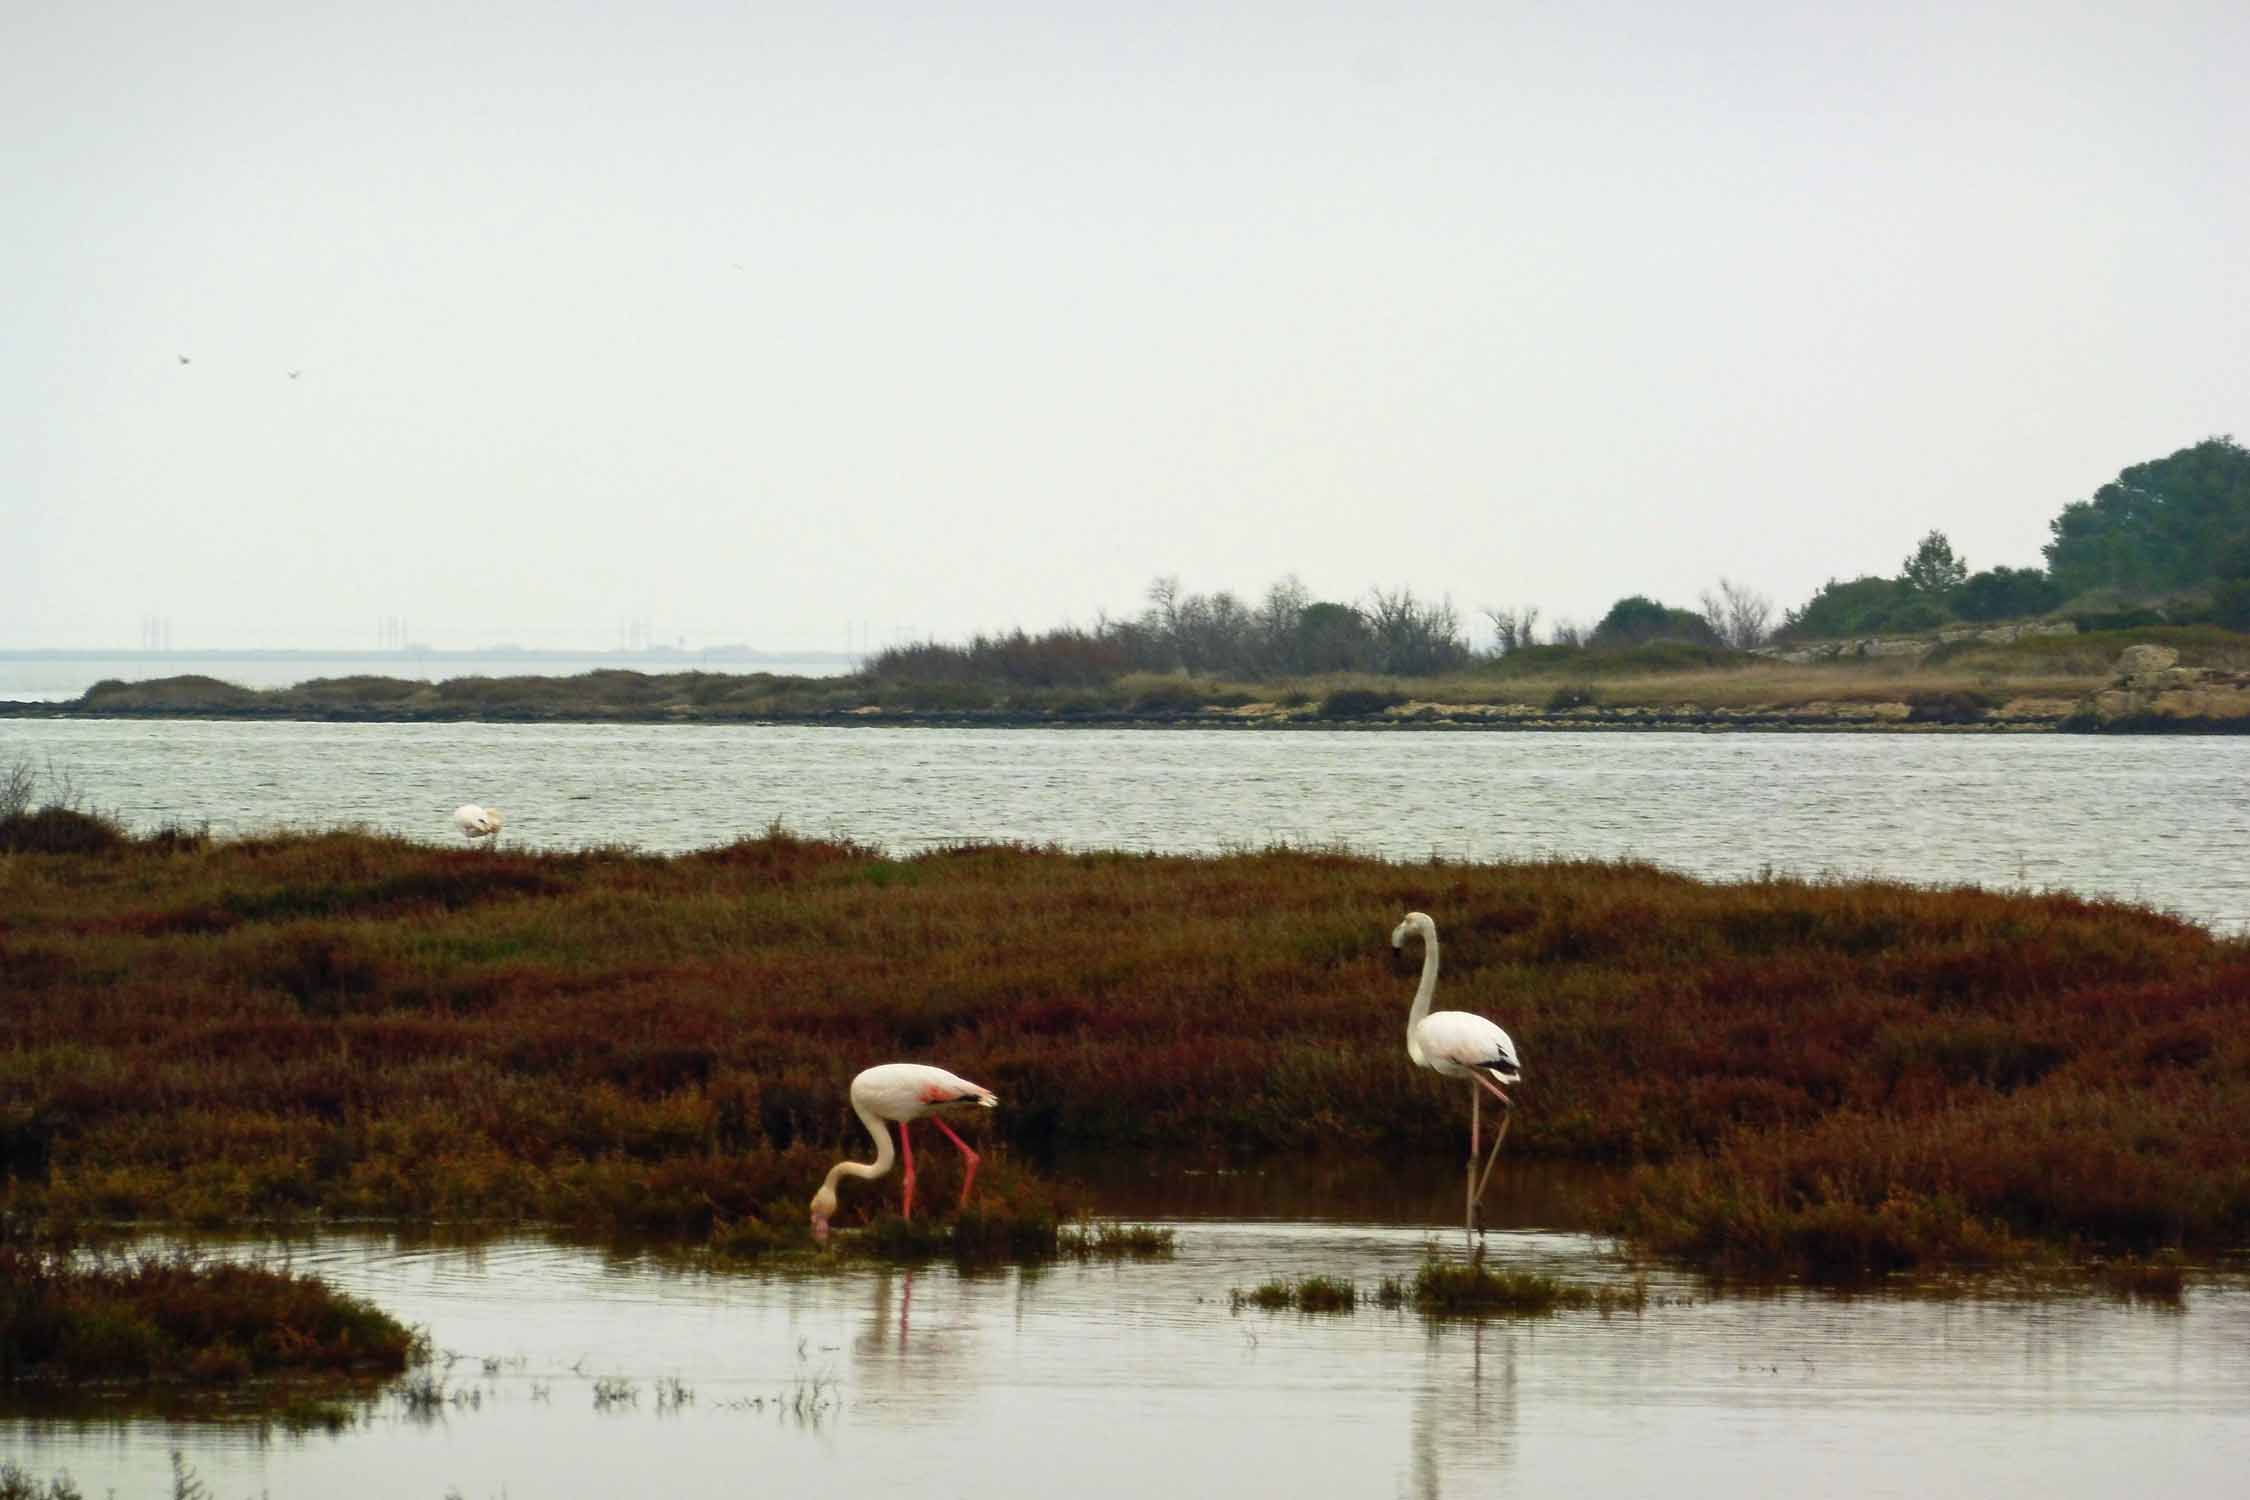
[866,437,2250,686]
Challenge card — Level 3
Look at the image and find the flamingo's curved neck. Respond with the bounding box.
[1405,926,1439,1063]
[818,1096,897,1201]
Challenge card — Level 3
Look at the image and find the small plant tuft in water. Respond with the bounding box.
[168,1451,208,1500]
[1293,1275,1358,1312]
[1057,1219,1177,1259]
[1410,1248,1647,1316]
[1230,1279,1297,1311]
[0,1462,89,1500]
[1228,1275,1356,1312]
[591,1375,639,1409]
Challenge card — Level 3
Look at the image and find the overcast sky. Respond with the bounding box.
[5,0,2245,653]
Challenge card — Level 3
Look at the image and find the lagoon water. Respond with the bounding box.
[3,717,2246,930]
[4,1190,2246,1500]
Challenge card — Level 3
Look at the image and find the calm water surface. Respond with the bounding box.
[5,1200,2245,1500]
[4,719,2246,929]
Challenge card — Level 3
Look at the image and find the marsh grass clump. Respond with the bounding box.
[1293,1274,1358,1311]
[1228,1275,1357,1312]
[0,1249,420,1383]
[854,1205,1061,1264]
[1410,1249,1646,1316]
[1230,1279,1297,1311]
[1057,1220,1177,1259]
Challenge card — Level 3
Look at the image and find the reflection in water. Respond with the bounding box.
[1406,1320,1517,1500]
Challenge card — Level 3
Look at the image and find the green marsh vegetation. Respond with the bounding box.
[1229,1275,1359,1313]
[3,815,2246,1284]
[1229,1254,1646,1318]
[1405,1250,1648,1316]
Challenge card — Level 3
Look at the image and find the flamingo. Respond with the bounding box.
[452,803,504,848]
[810,1063,999,1244]
[1392,911,1522,1236]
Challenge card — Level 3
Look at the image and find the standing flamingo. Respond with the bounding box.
[1392,911,1522,1235]
[810,1063,999,1244]
[452,804,504,848]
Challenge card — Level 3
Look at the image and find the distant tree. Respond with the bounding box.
[1252,575,1311,673]
[2042,437,2250,596]
[1900,530,1968,597]
[1592,595,1720,648]
[2214,532,2250,630]
[1171,589,1253,675]
[1295,601,1375,673]
[1483,604,1541,654]
[1953,566,2063,622]
[1779,576,1935,639]
[1697,579,1772,650]
[1365,587,1471,675]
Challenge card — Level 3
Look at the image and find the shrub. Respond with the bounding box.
[1955,567,2063,622]
[1592,596,1720,648]
[0,806,125,855]
[1905,690,1995,725]
[2210,580,2250,630]
[1546,682,1596,711]
[1319,687,1404,718]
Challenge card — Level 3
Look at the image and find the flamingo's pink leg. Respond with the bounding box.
[899,1120,916,1221]
[1473,1109,1511,1206]
[1470,1075,1513,1212]
[1466,1087,1481,1235]
[929,1115,982,1209]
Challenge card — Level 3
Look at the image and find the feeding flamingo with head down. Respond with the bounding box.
[1392,911,1522,1236]
[453,804,504,848]
[810,1063,999,1244]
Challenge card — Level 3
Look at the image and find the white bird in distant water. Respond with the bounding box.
[453,804,504,848]
[811,1063,999,1244]
[1392,911,1522,1236]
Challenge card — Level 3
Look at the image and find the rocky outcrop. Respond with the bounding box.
[2075,647,2250,730]
[1757,620,2077,665]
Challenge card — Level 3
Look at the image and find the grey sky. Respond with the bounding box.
[6,0,2245,653]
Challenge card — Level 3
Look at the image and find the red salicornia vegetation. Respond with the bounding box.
[0,1249,420,1382]
[2,829,2244,1272]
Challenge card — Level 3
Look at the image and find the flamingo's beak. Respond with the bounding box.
[811,1213,830,1245]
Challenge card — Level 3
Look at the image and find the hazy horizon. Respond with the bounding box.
[8,1,2246,654]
